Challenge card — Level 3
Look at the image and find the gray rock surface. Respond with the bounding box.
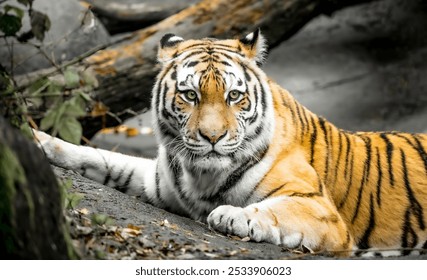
[265,0,427,133]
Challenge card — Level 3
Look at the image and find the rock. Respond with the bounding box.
[0,0,110,75]
[0,117,74,259]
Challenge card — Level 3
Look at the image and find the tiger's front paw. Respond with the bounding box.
[32,129,78,168]
[207,205,280,244]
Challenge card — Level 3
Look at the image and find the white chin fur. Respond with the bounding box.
[191,155,233,171]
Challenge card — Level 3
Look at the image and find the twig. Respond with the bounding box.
[15,33,134,92]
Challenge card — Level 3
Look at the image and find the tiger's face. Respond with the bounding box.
[152,30,274,171]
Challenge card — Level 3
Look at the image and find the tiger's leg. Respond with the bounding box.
[207,158,353,256]
[33,130,164,206]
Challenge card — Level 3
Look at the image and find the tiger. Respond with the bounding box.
[34,30,427,257]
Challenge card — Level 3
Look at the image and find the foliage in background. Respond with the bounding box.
[0,0,96,144]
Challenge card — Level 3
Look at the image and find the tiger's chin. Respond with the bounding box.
[190,152,233,171]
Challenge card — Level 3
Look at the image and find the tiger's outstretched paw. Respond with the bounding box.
[32,129,53,148]
[207,205,280,244]
[31,129,79,168]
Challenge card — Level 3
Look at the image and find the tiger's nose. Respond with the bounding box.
[199,129,227,145]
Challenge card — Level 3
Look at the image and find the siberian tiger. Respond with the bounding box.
[34,30,427,257]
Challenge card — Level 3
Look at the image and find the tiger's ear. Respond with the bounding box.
[157,33,185,63]
[239,29,267,66]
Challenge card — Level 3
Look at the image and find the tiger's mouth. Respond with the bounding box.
[203,150,224,158]
[184,148,234,170]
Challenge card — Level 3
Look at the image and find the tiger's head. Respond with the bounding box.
[152,30,275,171]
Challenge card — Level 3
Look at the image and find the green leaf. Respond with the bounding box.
[30,10,51,41]
[0,14,22,36]
[63,96,86,118]
[19,122,33,139]
[40,110,57,131]
[91,214,115,226]
[17,0,33,6]
[57,117,82,144]
[40,102,66,131]
[81,69,98,87]
[64,68,80,89]
[66,192,84,209]
[4,5,24,19]
[28,78,50,96]
[78,91,92,102]
[0,71,14,96]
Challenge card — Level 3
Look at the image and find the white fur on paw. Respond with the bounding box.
[207,205,250,237]
[207,205,279,244]
[32,129,68,165]
[32,129,53,147]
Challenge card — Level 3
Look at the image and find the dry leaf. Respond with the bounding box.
[78,208,90,215]
[90,102,109,117]
[126,127,139,137]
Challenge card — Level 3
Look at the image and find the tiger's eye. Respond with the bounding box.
[228,90,242,101]
[184,90,197,101]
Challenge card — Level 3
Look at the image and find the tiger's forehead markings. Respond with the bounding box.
[174,40,247,95]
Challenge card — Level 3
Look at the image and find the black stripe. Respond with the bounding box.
[157,121,179,139]
[380,133,395,187]
[343,133,351,180]
[395,134,427,174]
[186,61,199,68]
[103,170,111,186]
[375,147,383,207]
[294,101,305,139]
[401,149,425,230]
[244,66,267,118]
[155,63,175,114]
[259,184,286,201]
[181,50,206,61]
[309,116,318,165]
[351,136,372,223]
[333,130,343,186]
[247,84,259,124]
[155,167,167,206]
[139,182,151,204]
[401,208,418,256]
[318,117,329,182]
[115,169,134,193]
[112,167,125,184]
[338,133,354,209]
[357,193,376,249]
[413,135,427,174]
[243,67,251,82]
[202,146,269,202]
[166,153,199,216]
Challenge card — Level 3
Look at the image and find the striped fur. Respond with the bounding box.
[35,30,427,257]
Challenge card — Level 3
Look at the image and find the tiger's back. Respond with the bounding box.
[269,81,427,255]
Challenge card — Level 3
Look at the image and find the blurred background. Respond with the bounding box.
[1,0,426,158]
